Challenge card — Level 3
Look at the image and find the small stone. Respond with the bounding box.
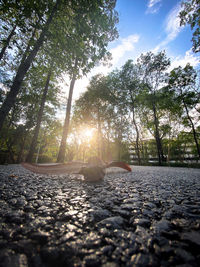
[31,231,50,244]
[151,219,171,233]
[97,216,124,229]
[120,203,134,210]
[130,253,150,266]
[102,262,118,267]
[40,247,60,264]
[0,252,28,267]
[142,209,155,217]
[181,231,200,246]
[9,198,18,205]
[101,245,114,255]
[60,210,79,220]
[174,248,195,262]
[143,202,157,209]
[83,255,101,266]
[116,209,130,217]
[59,232,75,242]
[88,208,110,221]
[134,218,151,228]
[6,211,24,224]
[17,198,27,207]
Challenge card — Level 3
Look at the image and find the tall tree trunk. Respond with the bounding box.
[118,138,121,161]
[152,102,164,165]
[6,139,15,163]
[26,65,52,162]
[17,133,27,163]
[183,99,200,158]
[167,140,171,163]
[97,107,102,159]
[0,25,16,61]
[20,26,38,65]
[167,113,171,163]
[57,73,76,163]
[0,0,60,132]
[132,106,141,165]
[129,92,141,164]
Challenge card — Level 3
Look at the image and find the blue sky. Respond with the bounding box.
[64,0,200,100]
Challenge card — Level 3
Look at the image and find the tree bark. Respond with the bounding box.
[130,94,141,165]
[57,73,76,163]
[26,65,52,162]
[97,107,102,159]
[17,133,27,163]
[20,26,38,65]
[152,102,164,165]
[183,99,200,158]
[132,110,141,164]
[0,25,16,61]
[0,0,60,132]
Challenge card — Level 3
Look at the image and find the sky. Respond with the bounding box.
[62,0,200,102]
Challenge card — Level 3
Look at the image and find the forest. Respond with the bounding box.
[0,0,199,167]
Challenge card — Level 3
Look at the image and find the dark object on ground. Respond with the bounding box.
[21,156,132,181]
[78,166,106,181]
[79,157,132,181]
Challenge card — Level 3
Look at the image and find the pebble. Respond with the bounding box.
[97,216,124,229]
[0,164,199,266]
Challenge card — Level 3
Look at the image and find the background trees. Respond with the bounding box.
[0,0,62,130]
[0,0,119,163]
[179,0,200,53]
[168,64,200,158]
[56,0,119,162]
[71,51,199,165]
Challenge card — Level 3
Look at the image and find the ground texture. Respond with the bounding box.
[0,164,200,267]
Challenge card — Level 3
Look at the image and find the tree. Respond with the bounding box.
[136,51,170,165]
[117,60,143,164]
[168,64,200,158]
[73,73,131,161]
[0,0,61,131]
[0,47,62,163]
[179,0,200,53]
[73,75,110,159]
[57,65,77,162]
[26,61,53,162]
[56,0,119,162]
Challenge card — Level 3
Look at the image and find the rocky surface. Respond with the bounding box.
[0,164,199,267]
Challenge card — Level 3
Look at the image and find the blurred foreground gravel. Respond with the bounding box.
[0,164,200,267]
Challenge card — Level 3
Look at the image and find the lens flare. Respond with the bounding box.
[81,127,94,139]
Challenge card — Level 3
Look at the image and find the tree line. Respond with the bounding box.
[0,0,118,163]
[72,52,200,165]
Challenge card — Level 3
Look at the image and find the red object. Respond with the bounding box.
[87,156,132,172]
[106,161,132,172]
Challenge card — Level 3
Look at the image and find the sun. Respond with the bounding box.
[83,127,94,139]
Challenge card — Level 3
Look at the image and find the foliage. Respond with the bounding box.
[179,0,200,53]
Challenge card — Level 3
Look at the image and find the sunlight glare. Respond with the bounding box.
[81,127,94,140]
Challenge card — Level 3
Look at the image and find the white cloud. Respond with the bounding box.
[88,34,140,76]
[153,3,183,52]
[110,34,140,65]
[63,34,140,101]
[165,4,183,41]
[146,0,162,14]
[170,49,200,70]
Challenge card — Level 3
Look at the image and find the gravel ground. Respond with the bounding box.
[0,164,200,267]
